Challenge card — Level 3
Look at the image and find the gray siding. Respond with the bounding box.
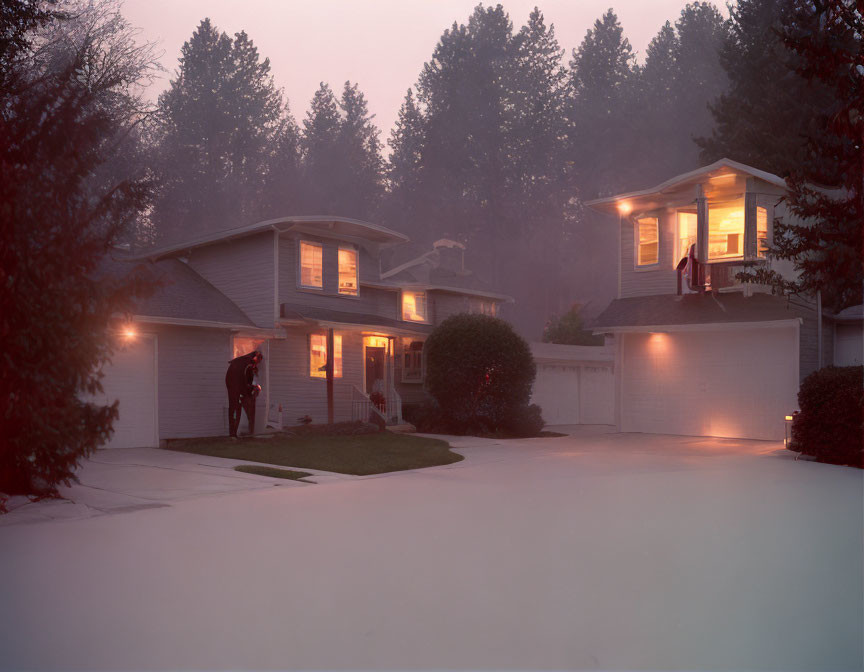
[278,235,399,319]
[430,292,470,324]
[156,326,232,439]
[187,232,275,328]
[620,209,678,298]
[268,328,365,424]
[798,302,834,382]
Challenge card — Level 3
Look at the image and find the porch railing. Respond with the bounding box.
[351,385,403,425]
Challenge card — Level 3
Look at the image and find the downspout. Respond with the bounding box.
[695,184,709,292]
[817,289,823,369]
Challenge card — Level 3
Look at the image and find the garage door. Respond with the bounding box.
[531,364,614,425]
[97,335,158,448]
[532,364,581,424]
[620,326,798,440]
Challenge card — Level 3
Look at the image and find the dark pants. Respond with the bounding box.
[228,394,258,437]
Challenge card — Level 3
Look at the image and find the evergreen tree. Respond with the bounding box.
[383,88,425,234]
[696,0,830,175]
[263,102,304,216]
[741,0,862,310]
[335,81,384,219]
[153,19,282,242]
[566,9,639,198]
[301,82,343,214]
[0,2,156,504]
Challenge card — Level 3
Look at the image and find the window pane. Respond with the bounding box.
[757,206,768,258]
[677,212,697,263]
[403,291,428,322]
[637,217,659,266]
[300,242,323,288]
[310,334,342,378]
[338,248,358,295]
[708,202,745,260]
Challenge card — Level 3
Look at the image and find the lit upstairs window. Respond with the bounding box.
[637,217,659,266]
[338,247,358,296]
[309,333,342,378]
[300,241,323,288]
[402,290,428,322]
[757,206,769,258]
[708,201,745,260]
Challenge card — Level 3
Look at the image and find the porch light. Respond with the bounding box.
[617,201,632,216]
[122,326,136,338]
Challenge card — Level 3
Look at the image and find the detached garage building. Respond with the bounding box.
[592,293,829,441]
[586,158,839,442]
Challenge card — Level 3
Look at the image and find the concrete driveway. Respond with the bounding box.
[1,428,861,671]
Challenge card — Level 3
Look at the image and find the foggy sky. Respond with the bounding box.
[124,0,714,140]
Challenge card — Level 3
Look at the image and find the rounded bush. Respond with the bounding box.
[792,366,863,467]
[424,313,538,433]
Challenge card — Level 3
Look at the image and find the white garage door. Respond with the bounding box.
[97,335,158,448]
[621,326,798,440]
[532,364,581,424]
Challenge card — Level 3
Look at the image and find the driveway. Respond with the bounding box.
[1,429,861,671]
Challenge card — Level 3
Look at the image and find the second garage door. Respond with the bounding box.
[620,325,798,440]
[97,335,158,448]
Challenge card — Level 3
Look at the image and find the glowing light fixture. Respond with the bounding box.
[123,326,136,338]
[617,201,632,216]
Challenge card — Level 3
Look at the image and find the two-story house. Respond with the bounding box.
[587,158,844,441]
[96,216,511,448]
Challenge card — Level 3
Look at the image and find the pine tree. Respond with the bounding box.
[263,102,304,217]
[0,2,156,504]
[301,82,343,214]
[383,88,425,235]
[741,0,862,310]
[566,9,639,197]
[696,0,830,175]
[336,81,384,219]
[153,19,282,242]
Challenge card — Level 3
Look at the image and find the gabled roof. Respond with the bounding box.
[103,255,255,327]
[586,159,787,214]
[591,292,811,332]
[134,216,409,261]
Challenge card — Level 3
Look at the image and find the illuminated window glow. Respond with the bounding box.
[338,247,358,296]
[310,333,342,378]
[470,299,497,316]
[402,290,428,322]
[677,212,697,263]
[757,206,769,258]
[708,201,745,260]
[637,217,659,266]
[300,241,323,288]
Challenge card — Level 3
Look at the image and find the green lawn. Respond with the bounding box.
[234,465,315,481]
[166,431,463,475]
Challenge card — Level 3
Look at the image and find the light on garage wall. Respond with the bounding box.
[122,325,137,339]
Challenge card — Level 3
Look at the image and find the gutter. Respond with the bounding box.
[591,318,803,335]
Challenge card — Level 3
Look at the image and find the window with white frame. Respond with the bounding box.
[338,247,358,296]
[309,333,342,378]
[708,200,745,260]
[470,298,497,316]
[756,206,769,258]
[677,211,697,263]
[299,241,323,288]
[636,217,659,266]
[401,339,424,382]
[402,290,428,322]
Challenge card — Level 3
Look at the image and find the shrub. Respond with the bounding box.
[403,400,452,433]
[424,313,538,434]
[792,366,863,467]
[502,403,546,438]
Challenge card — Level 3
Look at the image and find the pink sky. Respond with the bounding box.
[123,0,719,140]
